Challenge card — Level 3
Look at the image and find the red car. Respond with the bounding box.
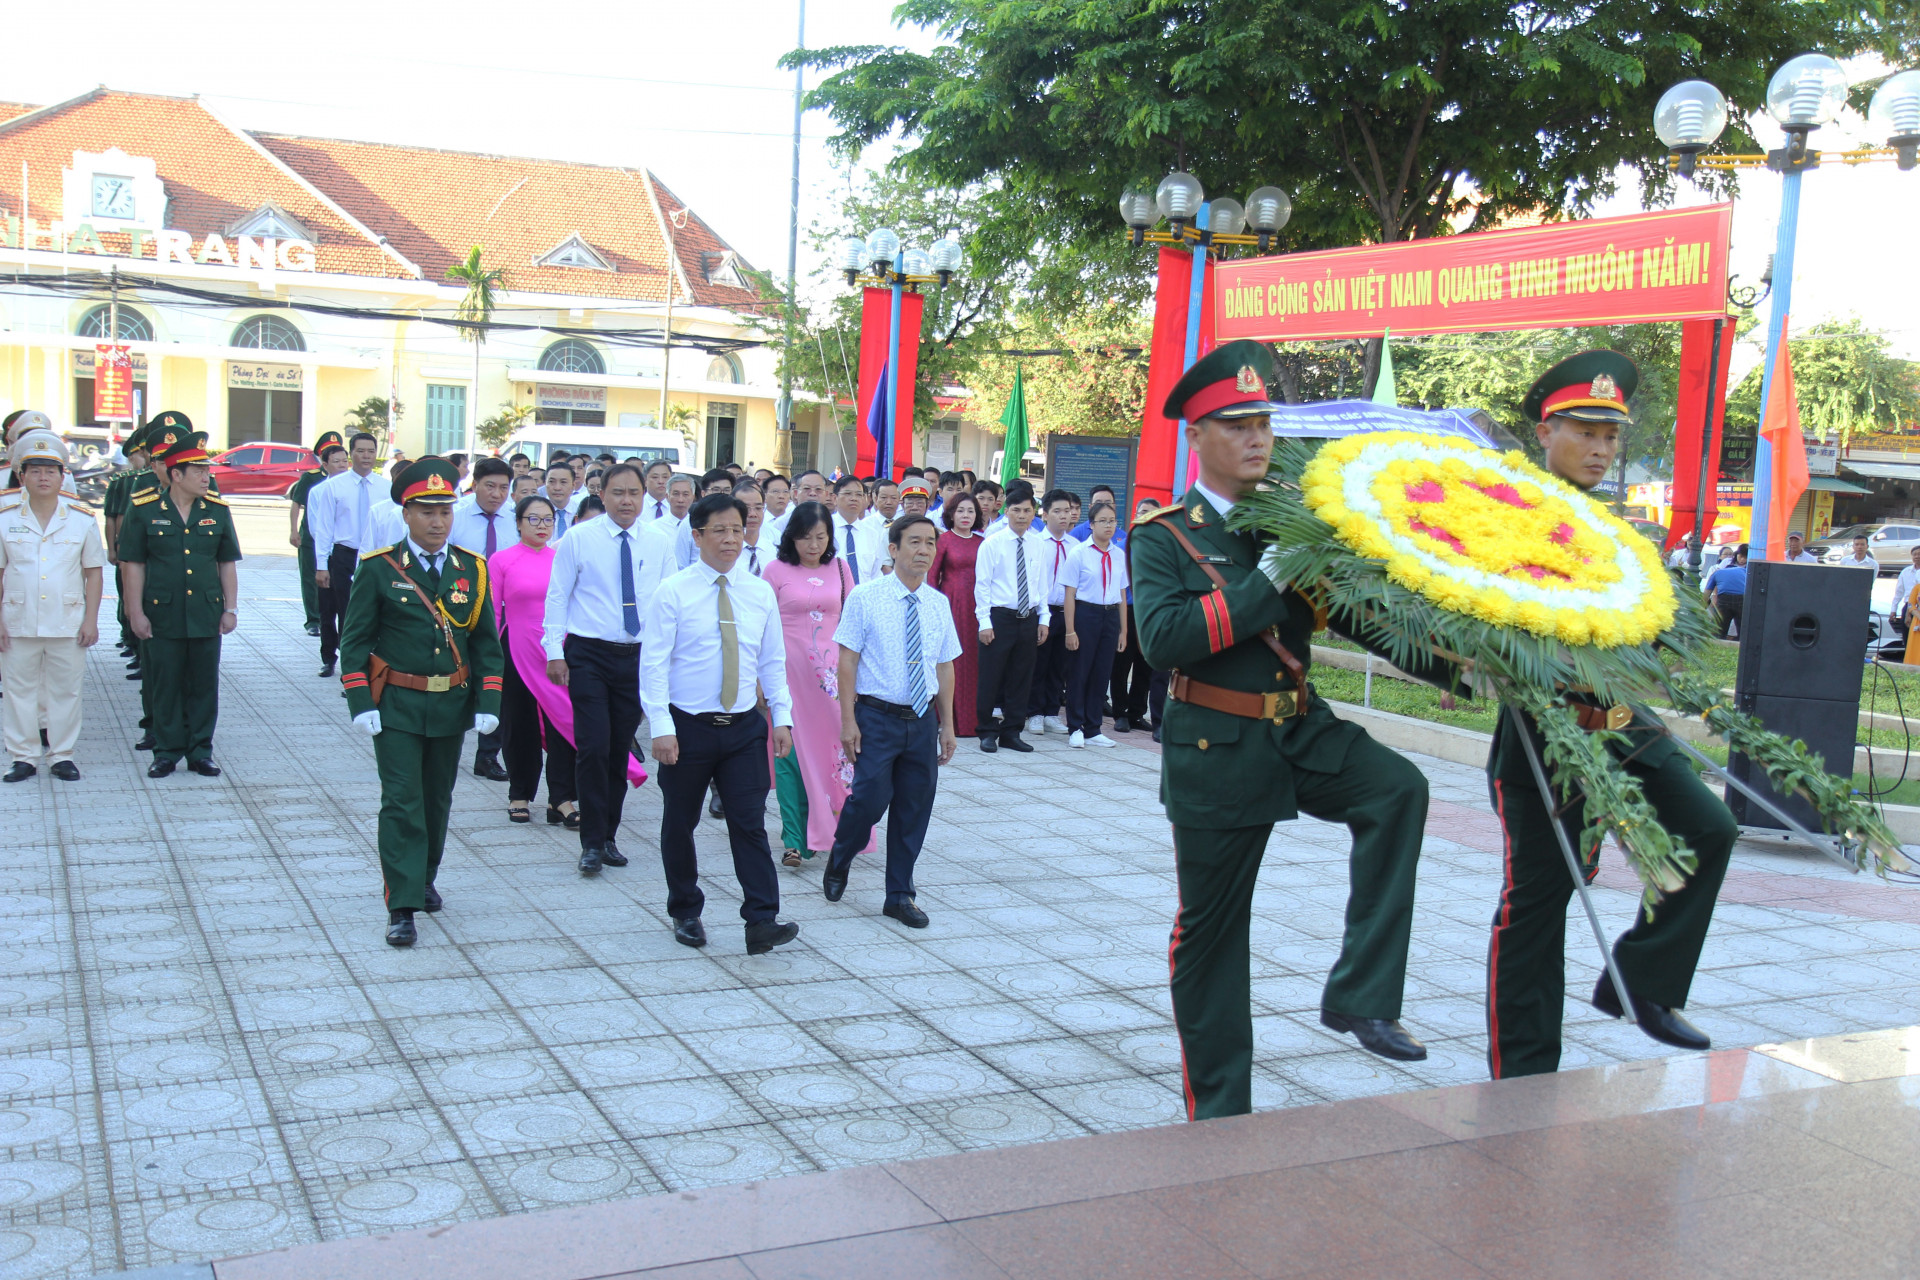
[208,441,318,496]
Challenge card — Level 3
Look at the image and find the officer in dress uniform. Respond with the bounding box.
[1132,339,1455,1121]
[105,422,155,666]
[117,430,241,778]
[1485,351,1737,1078]
[289,431,346,637]
[119,413,199,751]
[338,457,504,947]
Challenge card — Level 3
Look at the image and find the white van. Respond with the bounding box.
[500,424,693,472]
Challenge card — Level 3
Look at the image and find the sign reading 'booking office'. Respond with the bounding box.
[1213,204,1733,342]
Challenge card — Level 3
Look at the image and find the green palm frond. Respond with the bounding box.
[446,246,507,343]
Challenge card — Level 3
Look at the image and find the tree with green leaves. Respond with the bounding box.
[791,1,1911,390]
[344,395,404,448]
[446,246,506,457]
[967,310,1152,439]
[1723,317,1920,447]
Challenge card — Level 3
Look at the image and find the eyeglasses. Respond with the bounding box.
[522,516,555,527]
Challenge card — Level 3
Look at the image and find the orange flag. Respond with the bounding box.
[1758,320,1810,561]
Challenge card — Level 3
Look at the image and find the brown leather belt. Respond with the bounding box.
[381,664,469,694]
[1169,672,1310,722]
[1572,702,1634,732]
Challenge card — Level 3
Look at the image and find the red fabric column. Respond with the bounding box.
[854,287,891,476]
[1137,247,1194,508]
[1667,315,1736,550]
[891,290,925,480]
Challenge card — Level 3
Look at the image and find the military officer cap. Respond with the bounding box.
[4,410,53,446]
[147,410,194,435]
[122,423,151,454]
[899,477,933,500]
[313,430,345,459]
[1163,339,1282,423]
[9,429,69,470]
[393,456,461,506]
[1522,350,1638,426]
[153,431,213,470]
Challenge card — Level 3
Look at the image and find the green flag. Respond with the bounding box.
[1371,329,1398,406]
[999,365,1030,488]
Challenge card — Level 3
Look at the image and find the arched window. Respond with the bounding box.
[231,315,306,352]
[77,304,153,342]
[538,339,605,375]
[705,353,743,384]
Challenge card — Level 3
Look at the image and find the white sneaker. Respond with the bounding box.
[1045,716,1071,735]
[1068,730,1085,748]
[1086,733,1117,748]
[1026,715,1045,734]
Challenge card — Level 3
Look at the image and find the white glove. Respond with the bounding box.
[473,713,499,735]
[355,710,382,736]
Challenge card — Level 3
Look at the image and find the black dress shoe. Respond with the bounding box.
[386,910,416,947]
[1320,1009,1428,1061]
[422,883,442,913]
[978,736,998,754]
[188,759,221,777]
[474,750,508,782]
[125,657,140,669]
[1112,716,1131,734]
[708,791,725,819]
[578,846,603,876]
[1152,724,1163,743]
[318,661,336,678]
[147,760,176,778]
[133,734,155,751]
[305,623,321,637]
[1,762,34,783]
[673,917,707,948]
[744,919,800,955]
[597,843,628,867]
[884,899,930,929]
[125,669,143,681]
[1592,973,1710,1051]
[49,762,79,782]
[999,734,1035,753]
[822,857,851,902]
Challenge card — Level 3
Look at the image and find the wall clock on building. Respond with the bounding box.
[92,174,136,220]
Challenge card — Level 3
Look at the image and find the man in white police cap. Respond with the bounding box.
[0,428,105,781]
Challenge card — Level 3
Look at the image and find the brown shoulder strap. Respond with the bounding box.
[381,553,464,670]
[1154,514,1306,686]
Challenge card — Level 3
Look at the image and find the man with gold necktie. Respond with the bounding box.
[640,491,800,955]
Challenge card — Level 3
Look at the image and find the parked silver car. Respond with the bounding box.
[1813,522,1920,571]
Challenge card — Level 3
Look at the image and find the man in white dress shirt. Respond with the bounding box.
[1781,531,1821,565]
[308,432,383,678]
[1026,488,1081,736]
[763,474,792,533]
[972,480,1052,752]
[642,492,800,955]
[544,464,650,876]
[450,459,515,559]
[669,470,739,573]
[637,460,676,525]
[831,475,884,585]
[821,515,959,926]
[1893,545,1920,634]
[733,480,777,576]
[542,462,581,538]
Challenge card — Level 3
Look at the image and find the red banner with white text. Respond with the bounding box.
[854,287,924,479]
[1213,205,1733,343]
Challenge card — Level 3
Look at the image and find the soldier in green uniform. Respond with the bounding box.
[289,432,346,637]
[118,413,199,750]
[1485,351,1736,1078]
[1133,340,1454,1121]
[338,457,504,947]
[118,430,241,778]
[105,423,155,665]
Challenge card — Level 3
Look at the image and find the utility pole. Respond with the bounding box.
[775,0,806,473]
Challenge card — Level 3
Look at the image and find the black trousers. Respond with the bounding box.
[1715,594,1743,639]
[657,708,779,924]
[566,635,642,850]
[500,627,576,807]
[829,701,938,905]
[976,607,1040,739]
[1109,604,1152,721]
[318,545,358,665]
[1066,604,1122,734]
[1026,604,1070,719]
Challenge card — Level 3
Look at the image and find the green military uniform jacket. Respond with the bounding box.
[288,468,325,541]
[339,542,503,737]
[1133,488,1464,829]
[116,490,242,638]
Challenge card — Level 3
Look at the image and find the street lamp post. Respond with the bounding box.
[1120,172,1292,494]
[1656,57,1920,559]
[839,228,961,478]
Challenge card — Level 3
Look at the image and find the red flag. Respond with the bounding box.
[1666,316,1735,550]
[1137,247,1216,507]
[1758,320,1810,561]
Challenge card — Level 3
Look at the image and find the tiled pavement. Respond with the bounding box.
[3,511,1918,1276]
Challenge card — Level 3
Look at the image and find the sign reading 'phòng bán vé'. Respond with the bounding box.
[1212,205,1733,342]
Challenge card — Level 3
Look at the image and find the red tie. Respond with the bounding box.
[1053,538,1066,574]
[1098,546,1111,594]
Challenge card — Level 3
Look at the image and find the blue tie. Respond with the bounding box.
[618,529,639,636]
[904,589,927,717]
[845,523,860,583]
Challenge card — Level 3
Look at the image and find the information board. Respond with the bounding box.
[1046,435,1138,517]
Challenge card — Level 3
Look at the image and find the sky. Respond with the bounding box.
[10,4,1915,364]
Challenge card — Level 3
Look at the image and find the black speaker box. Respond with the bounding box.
[1726,561,1871,830]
